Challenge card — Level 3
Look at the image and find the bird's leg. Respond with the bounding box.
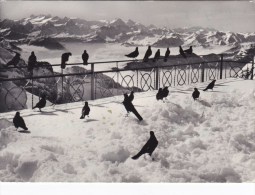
[39,108,41,112]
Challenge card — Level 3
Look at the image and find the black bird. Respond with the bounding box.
[192,88,200,100]
[184,46,193,54]
[82,50,89,65]
[203,80,216,91]
[13,112,28,131]
[156,88,163,100]
[143,46,152,62]
[162,86,169,99]
[33,94,46,111]
[80,101,90,119]
[153,49,160,62]
[132,131,158,160]
[164,47,170,62]
[125,47,139,59]
[128,91,134,102]
[27,51,37,72]
[179,46,186,58]
[6,53,20,67]
[61,52,72,69]
[123,93,143,121]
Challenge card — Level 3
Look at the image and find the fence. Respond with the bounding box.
[0,54,254,112]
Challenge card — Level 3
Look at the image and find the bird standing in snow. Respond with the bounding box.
[132,131,158,160]
[156,88,163,101]
[61,52,72,69]
[122,93,143,121]
[80,101,90,119]
[128,91,134,102]
[143,46,152,62]
[6,53,20,67]
[13,112,28,131]
[82,50,89,65]
[125,47,139,59]
[28,51,37,72]
[184,46,193,54]
[203,80,216,91]
[33,94,46,111]
[179,46,186,58]
[164,47,170,62]
[153,49,160,62]
[162,86,169,100]
[192,88,200,100]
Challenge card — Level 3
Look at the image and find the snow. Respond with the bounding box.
[0,78,255,182]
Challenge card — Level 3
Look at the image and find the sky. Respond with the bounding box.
[0,1,255,32]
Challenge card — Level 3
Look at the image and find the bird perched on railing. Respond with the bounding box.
[132,131,158,160]
[28,51,37,72]
[179,46,186,58]
[143,46,152,62]
[203,80,216,91]
[6,53,20,67]
[82,50,89,65]
[184,46,193,54]
[61,52,72,69]
[122,92,143,121]
[33,94,46,111]
[125,47,139,59]
[192,88,200,100]
[164,47,170,62]
[13,112,28,131]
[80,101,90,119]
[153,49,160,62]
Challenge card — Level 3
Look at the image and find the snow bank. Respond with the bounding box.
[0,78,254,182]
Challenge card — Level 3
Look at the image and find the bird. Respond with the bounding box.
[162,86,169,100]
[156,88,163,100]
[125,47,139,59]
[13,112,28,131]
[143,46,152,62]
[33,94,46,111]
[132,131,158,160]
[153,49,160,62]
[128,91,134,102]
[61,52,72,69]
[6,53,20,67]
[179,46,186,58]
[28,51,37,71]
[203,80,216,91]
[192,88,200,100]
[82,50,89,65]
[123,93,143,121]
[164,47,170,62]
[184,46,193,54]
[80,101,90,119]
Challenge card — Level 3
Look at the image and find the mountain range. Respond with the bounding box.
[0,14,255,49]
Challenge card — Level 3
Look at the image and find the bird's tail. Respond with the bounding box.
[131,153,142,160]
[132,109,143,121]
[32,106,37,109]
[203,88,207,91]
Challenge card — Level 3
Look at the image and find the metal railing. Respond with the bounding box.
[0,54,254,113]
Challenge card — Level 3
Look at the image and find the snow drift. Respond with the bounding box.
[0,78,254,182]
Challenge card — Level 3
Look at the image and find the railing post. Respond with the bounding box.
[251,56,254,80]
[201,62,205,83]
[155,63,159,90]
[32,71,34,108]
[61,69,64,102]
[220,54,223,79]
[91,63,95,100]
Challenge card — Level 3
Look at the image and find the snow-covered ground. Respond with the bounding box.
[0,78,255,182]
